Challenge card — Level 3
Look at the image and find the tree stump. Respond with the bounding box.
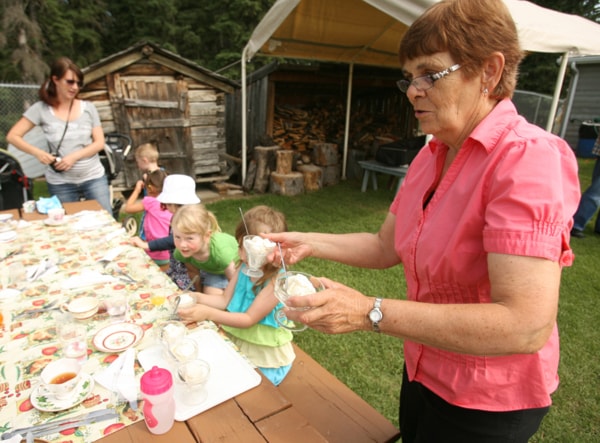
[298,164,323,191]
[253,145,280,193]
[269,172,305,196]
[243,159,257,191]
[311,142,339,166]
[322,164,341,186]
[276,149,295,174]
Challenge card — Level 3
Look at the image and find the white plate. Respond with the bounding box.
[30,373,94,412]
[0,288,20,300]
[93,322,144,353]
[44,218,68,226]
[0,214,13,222]
[138,328,262,421]
[0,231,16,243]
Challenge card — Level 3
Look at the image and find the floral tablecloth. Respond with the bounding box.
[0,210,212,442]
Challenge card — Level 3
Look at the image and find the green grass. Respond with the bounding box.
[204,163,600,442]
[34,159,600,440]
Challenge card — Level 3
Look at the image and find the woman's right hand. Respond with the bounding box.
[35,150,57,166]
[263,231,312,265]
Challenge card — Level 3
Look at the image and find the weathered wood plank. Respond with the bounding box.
[278,345,401,443]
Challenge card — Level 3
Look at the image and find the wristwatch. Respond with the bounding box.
[368,298,383,333]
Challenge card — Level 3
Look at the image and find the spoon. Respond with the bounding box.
[170,275,199,320]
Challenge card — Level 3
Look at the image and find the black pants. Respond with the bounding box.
[399,366,549,443]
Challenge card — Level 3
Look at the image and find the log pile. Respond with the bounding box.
[272,100,402,153]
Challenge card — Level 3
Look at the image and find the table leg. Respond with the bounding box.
[361,170,370,192]
[371,172,378,191]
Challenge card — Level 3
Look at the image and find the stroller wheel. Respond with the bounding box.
[122,216,138,236]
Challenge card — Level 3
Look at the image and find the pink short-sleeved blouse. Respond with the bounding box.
[390,99,580,411]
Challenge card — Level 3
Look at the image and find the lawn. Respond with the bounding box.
[34,158,600,441]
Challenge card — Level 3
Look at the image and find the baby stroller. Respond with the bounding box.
[99,133,132,220]
[0,148,33,210]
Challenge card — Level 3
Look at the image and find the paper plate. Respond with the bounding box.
[93,322,144,353]
[30,373,94,412]
[0,231,16,243]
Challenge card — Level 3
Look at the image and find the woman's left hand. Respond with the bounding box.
[284,277,372,334]
[54,154,76,172]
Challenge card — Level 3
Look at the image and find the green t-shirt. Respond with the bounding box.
[174,232,239,274]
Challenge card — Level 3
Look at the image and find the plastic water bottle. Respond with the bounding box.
[140,366,175,434]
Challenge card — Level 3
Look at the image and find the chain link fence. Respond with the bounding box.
[0,83,39,147]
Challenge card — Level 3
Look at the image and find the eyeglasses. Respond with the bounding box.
[65,79,83,87]
[396,64,461,93]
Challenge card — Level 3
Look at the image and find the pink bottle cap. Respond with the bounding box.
[140,366,173,395]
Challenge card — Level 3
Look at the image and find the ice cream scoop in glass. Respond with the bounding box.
[274,271,324,332]
[242,235,276,278]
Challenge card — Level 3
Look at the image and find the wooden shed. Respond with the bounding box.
[79,41,239,191]
[225,61,417,181]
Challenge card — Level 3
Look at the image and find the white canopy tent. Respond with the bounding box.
[241,0,600,182]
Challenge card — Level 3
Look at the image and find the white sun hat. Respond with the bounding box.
[157,174,201,205]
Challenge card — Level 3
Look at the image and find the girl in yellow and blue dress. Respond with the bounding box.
[177,205,294,385]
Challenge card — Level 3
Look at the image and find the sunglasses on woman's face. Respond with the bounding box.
[65,79,83,87]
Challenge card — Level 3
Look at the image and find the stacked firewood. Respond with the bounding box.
[272,101,401,152]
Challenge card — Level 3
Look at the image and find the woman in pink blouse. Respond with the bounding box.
[265,0,580,441]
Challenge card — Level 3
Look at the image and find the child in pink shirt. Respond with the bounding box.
[123,169,172,269]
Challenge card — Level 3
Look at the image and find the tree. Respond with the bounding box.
[0,0,47,83]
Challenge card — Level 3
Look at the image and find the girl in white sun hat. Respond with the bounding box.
[130,174,200,289]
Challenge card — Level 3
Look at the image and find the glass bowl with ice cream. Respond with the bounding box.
[242,235,276,278]
[273,271,324,332]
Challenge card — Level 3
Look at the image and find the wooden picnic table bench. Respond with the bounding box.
[358,160,409,194]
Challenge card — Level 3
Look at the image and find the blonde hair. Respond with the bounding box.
[398,0,523,99]
[236,205,287,289]
[171,204,220,236]
[135,142,159,162]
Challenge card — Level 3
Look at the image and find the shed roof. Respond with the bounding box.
[83,41,239,93]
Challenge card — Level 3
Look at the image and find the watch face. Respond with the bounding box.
[369,309,382,322]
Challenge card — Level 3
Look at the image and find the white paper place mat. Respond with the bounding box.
[137,328,261,421]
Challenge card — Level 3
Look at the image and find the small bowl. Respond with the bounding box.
[62,297,99,320]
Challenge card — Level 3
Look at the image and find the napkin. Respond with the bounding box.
[61,270,116,290]
[94,348,138,410]
[26,258,58,282]
[97,246,125,263]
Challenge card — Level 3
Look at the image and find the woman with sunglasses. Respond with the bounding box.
[7,56,111,213]
[266,0,580,441]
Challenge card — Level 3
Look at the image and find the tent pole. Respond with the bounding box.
[241,46,249,184]
[342,63,354,180]
[546,52,569,133]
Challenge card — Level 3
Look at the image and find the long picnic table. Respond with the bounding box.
[0,200,400,443]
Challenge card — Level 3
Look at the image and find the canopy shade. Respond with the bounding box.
[246,0,600,66]
[241,0,600,182]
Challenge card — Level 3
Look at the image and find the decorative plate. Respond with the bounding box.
[93,322,144,353]
[30,373,94,412]
[0,231,16,243]
[43,218,69,226]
